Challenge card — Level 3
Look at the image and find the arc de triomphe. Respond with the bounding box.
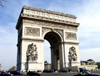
[16,6,80,71]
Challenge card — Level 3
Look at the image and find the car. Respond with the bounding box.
[0,71,13,76]
[59,69,67,73]
[10,71,22,75]
[37,70,42,74]
[43,70,52,73]
[27,71,40,76]
[74,68,100,76]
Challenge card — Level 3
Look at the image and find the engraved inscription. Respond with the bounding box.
[25,27,40,37]
[66,32,77,40]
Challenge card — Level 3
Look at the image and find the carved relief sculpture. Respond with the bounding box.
[42,27,51,36]
[23,19,77,31]
[16,6,80,71]
[55,29,63,37]
[26,43,38,61]
[25,27,40,37]
[68,46,77,66]
[66,32,77,40]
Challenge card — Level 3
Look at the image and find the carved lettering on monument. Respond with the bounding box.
[25,27,40,37]
[26,43,38,61]
[66,32,77,40]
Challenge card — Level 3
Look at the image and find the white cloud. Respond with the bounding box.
[0,28,7,34]
[80,48,100,62]
[0,0,100,70]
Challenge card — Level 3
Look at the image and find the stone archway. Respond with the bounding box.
[44,31,62,70]
[16,6,80,72]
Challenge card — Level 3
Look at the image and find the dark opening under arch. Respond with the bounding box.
[44,31,61,46]
[44,31,62,70]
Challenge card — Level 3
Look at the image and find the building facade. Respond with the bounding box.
[16,6,80,71]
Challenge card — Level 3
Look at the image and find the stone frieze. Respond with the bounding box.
[25,27,40,37]
[23,19,77,31]
[66,32,77,40]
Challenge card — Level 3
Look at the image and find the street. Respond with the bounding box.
[13,71,100,76]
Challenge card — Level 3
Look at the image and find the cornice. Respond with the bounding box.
[63,41,79,45]
[16,6,80,30]
[23,5,77,19]
[22,38,44,42]
[21,14,79,25]
[16,13,80,29]
[17,37,44,46]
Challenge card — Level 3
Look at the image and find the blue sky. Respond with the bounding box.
[0,0,100,70]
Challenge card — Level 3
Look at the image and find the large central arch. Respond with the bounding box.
[44,31,62,70]
[16,6,80,71]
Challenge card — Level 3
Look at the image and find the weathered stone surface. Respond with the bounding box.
[16,6,80,72]
[65,32,77,40]
[25,27,40,37]
[26,43,38,61]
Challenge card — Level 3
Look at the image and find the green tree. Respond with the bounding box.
[0,0,7,7]
[87,59,95,65]
[8,66,16,72]
[44,61,48,64]
[96,62,100,69]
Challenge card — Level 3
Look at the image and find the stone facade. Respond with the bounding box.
[16,6,80,71]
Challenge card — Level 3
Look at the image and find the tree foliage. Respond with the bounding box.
[0,0,7,7]
[7,66,16,72]
[96,62,100,69]
[44,61,48,64]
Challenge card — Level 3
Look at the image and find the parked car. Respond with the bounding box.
[0,71,13,76]
[43,70,52,73]
[52,69,59,73]
[27,71,40,76]
[37,70,42,74]
[74,68,100,76]
[10,71,22,75]
[59,69,67,73]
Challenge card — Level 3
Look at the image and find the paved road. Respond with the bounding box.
[13,71,100,76]
[13,72,79,76]
[41,72,78,76]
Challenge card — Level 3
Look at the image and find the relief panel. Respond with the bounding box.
[65,32,77,40]
[23,19,77,31]
[26,43,38,61]
[42,27,51,36]
[25,27,40,37]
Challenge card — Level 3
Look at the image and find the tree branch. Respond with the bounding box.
[0,0,7,7]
